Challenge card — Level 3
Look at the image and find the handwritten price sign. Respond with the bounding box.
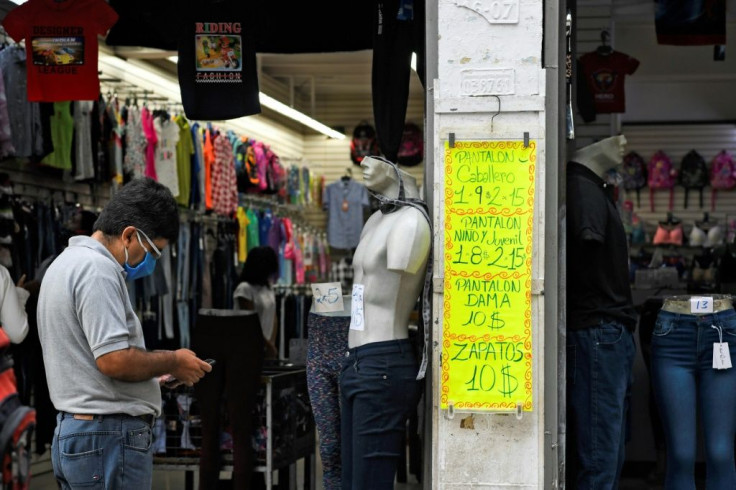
[441,141,535,412]
[311,282,344,314]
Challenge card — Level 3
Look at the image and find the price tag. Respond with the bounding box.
[713,342,733,370]
[691,297,713,314]
[350,284,365,331]
[310,282,344,314]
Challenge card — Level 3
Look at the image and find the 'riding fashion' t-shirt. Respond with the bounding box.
[2,0,118,102]
[177,0,261,120]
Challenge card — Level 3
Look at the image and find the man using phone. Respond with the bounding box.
[37,178,212,489]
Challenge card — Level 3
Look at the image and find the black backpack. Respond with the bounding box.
[350,122,380,166]
[679,149,708,208]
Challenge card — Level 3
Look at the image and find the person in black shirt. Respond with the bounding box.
[566,135,637,489]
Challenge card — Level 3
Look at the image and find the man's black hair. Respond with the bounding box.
[93,178,179,242]
[239,246,279,287]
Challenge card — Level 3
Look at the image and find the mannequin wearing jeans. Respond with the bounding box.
[566,135,638,489]
[340,156,430,490]
[651,295,736,489]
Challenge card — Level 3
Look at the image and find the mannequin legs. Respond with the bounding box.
[566,321,636,490]
[306,313,350,490]
[651,310,736,490]
[340,339,420,490]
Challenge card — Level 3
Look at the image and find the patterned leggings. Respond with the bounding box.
[306,313,350,490]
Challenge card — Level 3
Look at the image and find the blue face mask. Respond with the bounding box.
[123,231,158,281]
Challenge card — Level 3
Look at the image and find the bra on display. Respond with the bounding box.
[653,224,683,246]
[689,225,724,248]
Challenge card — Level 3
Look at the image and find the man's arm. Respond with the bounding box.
[96,347,211,385]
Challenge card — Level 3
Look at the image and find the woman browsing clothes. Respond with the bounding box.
[234,246,279,358]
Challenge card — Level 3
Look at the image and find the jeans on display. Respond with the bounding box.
[52,412,153,489]
[177,223,191,302]
[566,321,636,490]
[306,313,350,490]
[340,339,420,490]
[651,309,736,490]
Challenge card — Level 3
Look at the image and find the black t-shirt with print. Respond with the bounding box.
[566,161,637,330]
[177,0,260,121]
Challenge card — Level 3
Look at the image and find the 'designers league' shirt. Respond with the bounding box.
[1,0,118,102]
[177,0,261,121]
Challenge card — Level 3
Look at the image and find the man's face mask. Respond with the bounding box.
[123,229,161,281]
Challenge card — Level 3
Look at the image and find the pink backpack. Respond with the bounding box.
[647,150,677,212]
[710,150,736,211]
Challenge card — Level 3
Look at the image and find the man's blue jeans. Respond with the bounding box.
[52,412,154,489]
[651,309,736,490]
[340,339,420,490]
[567,321,636,489]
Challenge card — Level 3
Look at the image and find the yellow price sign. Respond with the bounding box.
[441,141,535,412]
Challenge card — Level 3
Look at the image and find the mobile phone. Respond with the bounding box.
[163,359,216,388]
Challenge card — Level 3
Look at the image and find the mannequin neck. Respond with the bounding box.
[572,136,625,178]
[371,171,421,200]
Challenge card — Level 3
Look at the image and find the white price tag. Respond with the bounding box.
[691,297,713,314]
[713,342,733,370]
[310,282,344,314]
[350,284,365,331]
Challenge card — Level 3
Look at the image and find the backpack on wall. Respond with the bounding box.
[678,149,708,209]
[0,328,34,490]
[648,150,677,212]
[350,122,380,166]
[710,150,736,211]
[397,122,424,167]
[621,151,647,207]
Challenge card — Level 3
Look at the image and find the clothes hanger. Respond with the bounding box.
[596,30,612,56]
[341,167,352,182]
[659,212,681,227]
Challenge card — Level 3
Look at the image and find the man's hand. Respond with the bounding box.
[169,349,212,386]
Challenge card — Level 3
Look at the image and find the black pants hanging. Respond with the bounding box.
[372,0,425,162]
[192,310,265,489]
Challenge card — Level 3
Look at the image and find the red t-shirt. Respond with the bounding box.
[578,50,639,114]
[2,0,118,102]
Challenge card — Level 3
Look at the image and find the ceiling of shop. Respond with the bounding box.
[0,0,426,135]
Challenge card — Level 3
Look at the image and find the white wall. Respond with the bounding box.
[617,21,736,122]
[432,0,548,487]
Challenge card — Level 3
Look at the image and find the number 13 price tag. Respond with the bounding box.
[691,297,714,314]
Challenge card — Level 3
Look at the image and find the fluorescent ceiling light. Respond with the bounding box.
[8,0,26,4]
[167,55,342,138]
[411,52,417,72]
[259,93,345,140]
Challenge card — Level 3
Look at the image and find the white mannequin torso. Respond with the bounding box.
[348,157,431,348]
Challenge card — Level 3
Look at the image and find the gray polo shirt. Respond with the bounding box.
[37,236,161,416]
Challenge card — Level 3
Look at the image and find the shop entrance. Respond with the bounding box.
[563,1,736,487]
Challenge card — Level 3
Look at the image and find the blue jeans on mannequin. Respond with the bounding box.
[651,309,736,490]
[340,339,420,490]
[566,320,636,489]
[52,412,153,489]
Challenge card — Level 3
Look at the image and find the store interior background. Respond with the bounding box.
[0,0,427,487]
[1,0,736,487]
[574,0,736,485]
